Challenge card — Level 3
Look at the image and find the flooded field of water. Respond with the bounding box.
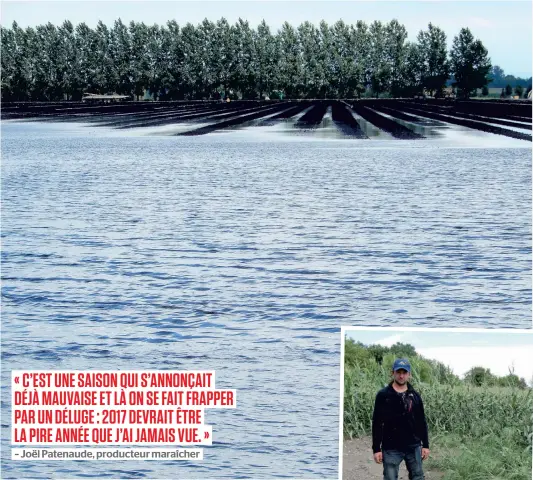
[1,121,531,478]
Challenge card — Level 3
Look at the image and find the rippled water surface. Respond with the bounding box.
[1,121,531,479]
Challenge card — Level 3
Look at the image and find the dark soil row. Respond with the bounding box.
[42,104,210,124]
[1,100,211,116]
[1,100,261,119]
[391,103,532,141]
[178,102,291,135]
[296,101,330,126]
[331,102,367,138]
[255,102,312,126]
[368,105,441,125]
[350,102,423,139]
[90,105,208,124]
[1,102,181,118]
[2,99,530,140]
[269,102,311,119]
[109,102,268,129]
[3,98,530,118]
[454,100,532,119]
[406,98,532,119]
[388,101,531,130]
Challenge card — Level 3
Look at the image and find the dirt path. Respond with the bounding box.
[343,437,443,480]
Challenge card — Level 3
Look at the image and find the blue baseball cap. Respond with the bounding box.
[393,358,411,372]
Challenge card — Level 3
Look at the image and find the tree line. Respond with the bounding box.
[344,338,529,389]
[1,18,493,101]
[496,83,530,99]
[488,65,531,89]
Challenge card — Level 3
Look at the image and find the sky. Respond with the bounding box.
[345,328,533,382]
[1,0,531,78]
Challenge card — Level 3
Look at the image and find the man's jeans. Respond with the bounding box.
[382,445,424,480]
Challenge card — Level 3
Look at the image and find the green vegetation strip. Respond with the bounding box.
[3,18,529,102]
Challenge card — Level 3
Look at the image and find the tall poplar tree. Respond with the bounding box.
[368,21,390,97]
[384,19,408,98]
[278,22,303,98]
[255,20,279,98]
[417,23,449,97]
[298,21,323,98]
[401,43,424,97]
[1,26,16,100]
[450,27,491,99]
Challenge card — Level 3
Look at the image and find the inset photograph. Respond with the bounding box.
[339,327,533,480]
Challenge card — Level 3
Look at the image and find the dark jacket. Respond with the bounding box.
[371,382,429,453]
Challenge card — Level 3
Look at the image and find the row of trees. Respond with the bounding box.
[494,84,531,98]
[463,366,528,389]
[344,338,529,389]
[1,18,492,101]
[488,65,532,88]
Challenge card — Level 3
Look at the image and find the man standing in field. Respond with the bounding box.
[371,358,430,480]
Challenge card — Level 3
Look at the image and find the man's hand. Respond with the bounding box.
[373,452,383,464]
[421,448,430,460]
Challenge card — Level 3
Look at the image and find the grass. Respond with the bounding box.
[343,343,533,480]
[427,433,532,480]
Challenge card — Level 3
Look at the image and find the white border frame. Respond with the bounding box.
[337,326,533,480]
